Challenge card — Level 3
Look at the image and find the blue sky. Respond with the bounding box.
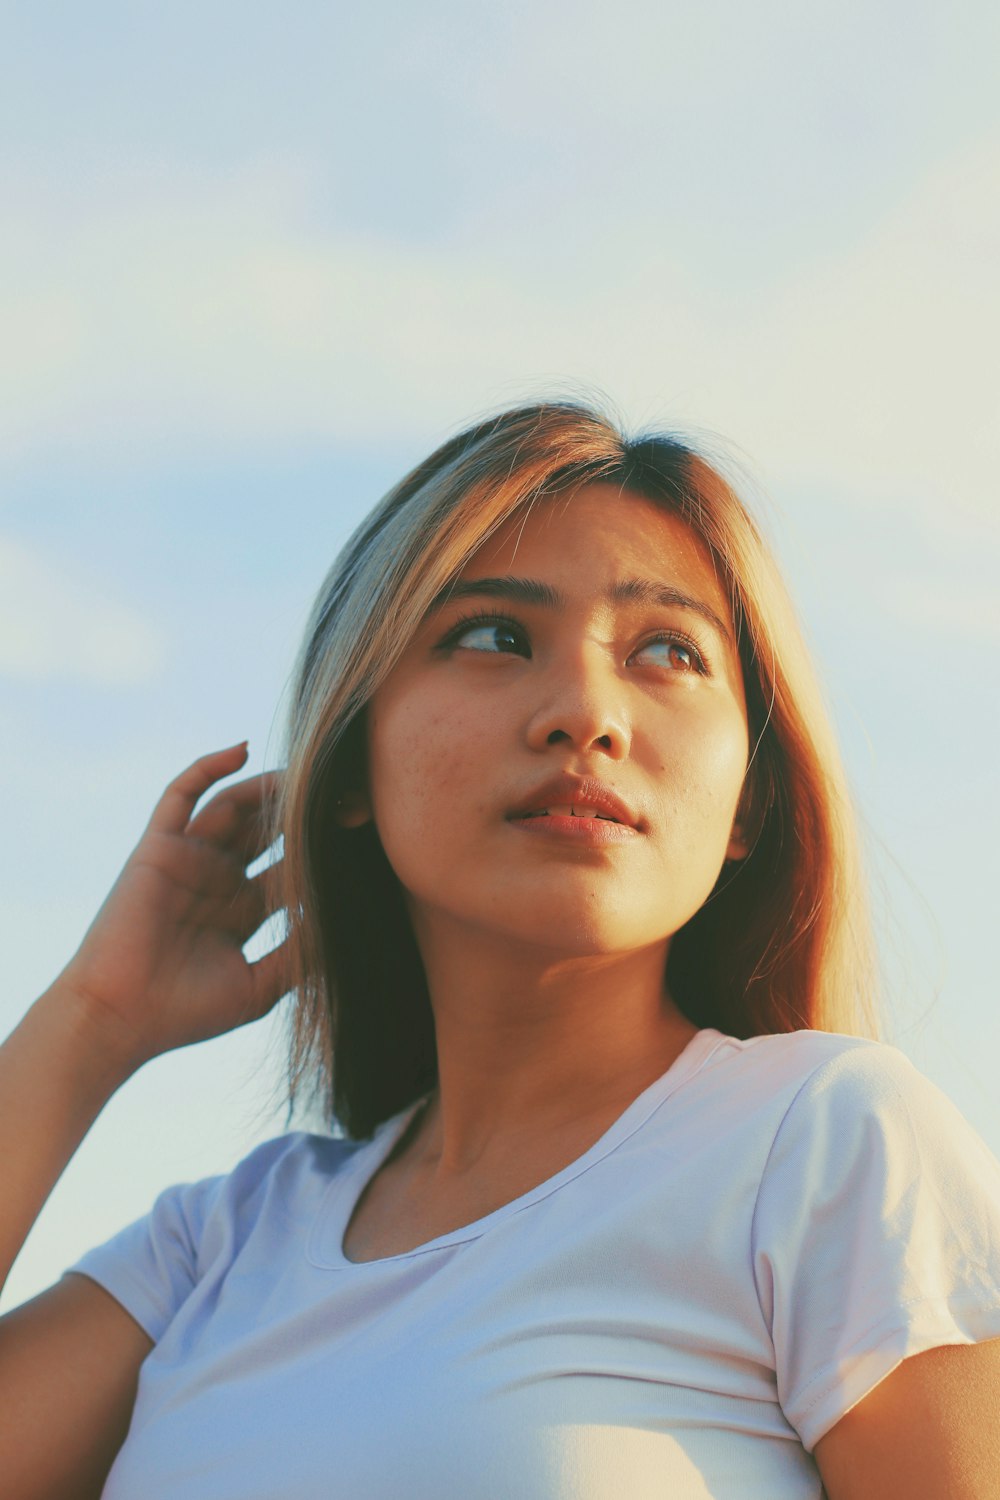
[2,1,998,1310]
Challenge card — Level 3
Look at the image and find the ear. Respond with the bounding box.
[725,819,751,862]
[727,763,768,863]
[333,790,372,829]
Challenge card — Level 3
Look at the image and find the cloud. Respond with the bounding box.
[0,536,166,684]
[718,138,1000,531]
[0,135,997,544]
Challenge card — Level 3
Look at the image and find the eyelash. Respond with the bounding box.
[438,609,710,675]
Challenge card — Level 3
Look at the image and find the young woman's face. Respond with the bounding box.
[357,484,751,959]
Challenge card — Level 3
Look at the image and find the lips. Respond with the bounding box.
[522,805,619,821]
[509,774,641,829]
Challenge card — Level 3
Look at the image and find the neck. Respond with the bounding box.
[407,916,696,1178]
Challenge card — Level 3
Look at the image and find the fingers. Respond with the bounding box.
[146,744,251,838]
[186,770,284,860]
[136,831,251,900]
[246,938,294,1019]
[223,867,282,944]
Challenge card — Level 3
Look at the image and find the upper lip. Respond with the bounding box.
[508,774,642,829]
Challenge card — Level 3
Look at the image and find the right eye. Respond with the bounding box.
[441,612,530,656]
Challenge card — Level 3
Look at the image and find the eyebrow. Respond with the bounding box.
[427,575,733,645]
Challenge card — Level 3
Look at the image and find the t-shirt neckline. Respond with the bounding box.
[308,1026,729,1271]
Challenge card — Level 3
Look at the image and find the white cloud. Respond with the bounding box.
[0,536,166,685]
[0,136,997,544]
[716,138,1000,531]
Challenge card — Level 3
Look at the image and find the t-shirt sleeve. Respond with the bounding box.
[61,1132,319,1344]
[751,1042,1000,1453]
[63,1170,229,1343]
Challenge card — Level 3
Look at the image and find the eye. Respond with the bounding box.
[633,633,708,674]
[440,611,529,656]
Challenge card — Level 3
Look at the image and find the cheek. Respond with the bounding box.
[368,692,496,852]
[657,706,749,830]
[703,713,750,802]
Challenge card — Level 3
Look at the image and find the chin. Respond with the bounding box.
[485,898,674,958]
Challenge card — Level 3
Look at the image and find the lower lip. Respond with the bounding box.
[509,814,640,844]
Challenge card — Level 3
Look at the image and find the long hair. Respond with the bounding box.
[266,400,878,1140]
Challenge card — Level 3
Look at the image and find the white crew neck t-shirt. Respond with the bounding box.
[67,1028,1000,1499]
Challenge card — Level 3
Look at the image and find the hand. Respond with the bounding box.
[54,743,289,1073]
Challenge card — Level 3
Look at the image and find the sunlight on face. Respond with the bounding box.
[362,484,751,959]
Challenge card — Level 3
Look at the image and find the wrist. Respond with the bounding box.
[33,978,145,1094]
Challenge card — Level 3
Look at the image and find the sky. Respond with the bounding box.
[1,0,998,1312]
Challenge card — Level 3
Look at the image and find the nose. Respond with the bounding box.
[523,643,631,759]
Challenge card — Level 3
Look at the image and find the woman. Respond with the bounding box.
[1,401,998,1498]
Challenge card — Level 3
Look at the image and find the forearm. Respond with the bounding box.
[0,984,135,1296]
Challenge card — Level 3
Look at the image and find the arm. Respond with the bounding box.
[0,744,288,1499]
[0,1273,153,1500]
[0,987,153,1499]
[814,1337,1000,1500]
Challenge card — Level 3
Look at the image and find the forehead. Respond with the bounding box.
[462,482,730,612]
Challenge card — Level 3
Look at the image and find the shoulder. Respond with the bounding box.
[692,1028,927,1130]
[203,1128,362,1220]
[745,1030,1000,1253]
[694,1029,1000,1210]
[144,1128,364,1270]
[748,1031,989,1146]
[713,1026,904,1079]
[224,1127,360,1184]
[707,1028,952,1124]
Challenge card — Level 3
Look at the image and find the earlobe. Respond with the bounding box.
[725,822,751,862]
[334,793,372,829]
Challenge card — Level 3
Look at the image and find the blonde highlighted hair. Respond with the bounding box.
[267,400,878,1140]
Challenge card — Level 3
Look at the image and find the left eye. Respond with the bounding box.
[635,637,703,672]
